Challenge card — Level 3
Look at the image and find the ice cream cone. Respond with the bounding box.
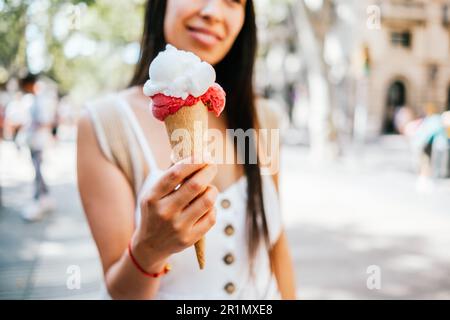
[164,101,208,269]
[144,45,226,271]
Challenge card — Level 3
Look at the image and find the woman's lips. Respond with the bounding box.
[187,26,223,47]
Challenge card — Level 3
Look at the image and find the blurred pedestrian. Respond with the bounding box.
[412,102,446,192]
[50,93,64,141]
[394,106,415,135]
[20,73,55,222]
[4,91,28,150]
[431,111,450,178]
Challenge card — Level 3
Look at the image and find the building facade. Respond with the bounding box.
[362,0,450,135]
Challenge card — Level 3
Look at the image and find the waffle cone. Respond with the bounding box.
[164,101,208,270]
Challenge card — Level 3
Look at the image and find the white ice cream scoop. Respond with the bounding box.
[143,44,216,100]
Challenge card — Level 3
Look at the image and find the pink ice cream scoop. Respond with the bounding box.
[151,83,226,121]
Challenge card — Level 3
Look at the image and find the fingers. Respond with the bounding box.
[191,207,217,240]
[164,163,218,210]
[178,186,219,226]
[146,156,209,201]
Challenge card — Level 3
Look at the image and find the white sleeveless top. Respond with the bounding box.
[89,96,283,300]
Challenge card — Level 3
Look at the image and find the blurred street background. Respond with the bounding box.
[1,0,450,299]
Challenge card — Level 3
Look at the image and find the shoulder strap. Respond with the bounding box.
[115,96,160,173]
[85,95,149,196]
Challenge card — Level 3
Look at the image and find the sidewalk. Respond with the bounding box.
[0,141,102,299]
[282,135,450,299]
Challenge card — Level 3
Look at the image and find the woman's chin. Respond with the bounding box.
[194,49,225,66]
[172,41,225,65]
[197,52,223,66]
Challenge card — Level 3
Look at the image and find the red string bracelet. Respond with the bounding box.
[128,241,171,278]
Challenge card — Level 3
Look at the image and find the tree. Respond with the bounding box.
[290,0,339,160]
[0,0,28,82]
[0,0,144,107]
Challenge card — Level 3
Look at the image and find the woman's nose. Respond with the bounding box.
[199,0,224,23]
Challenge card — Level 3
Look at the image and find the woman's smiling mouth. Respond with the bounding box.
[186,26,224,47]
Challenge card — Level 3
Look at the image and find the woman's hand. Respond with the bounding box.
[132,156,218,271]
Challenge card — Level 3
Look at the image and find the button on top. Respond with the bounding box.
[224,282,236,294]
[223,253,235,265]
[221,199,231,209]
[224,224,235,236]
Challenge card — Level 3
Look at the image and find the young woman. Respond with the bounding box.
[77,0,296,299]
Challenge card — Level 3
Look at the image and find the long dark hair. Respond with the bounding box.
[129,0,271,269]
